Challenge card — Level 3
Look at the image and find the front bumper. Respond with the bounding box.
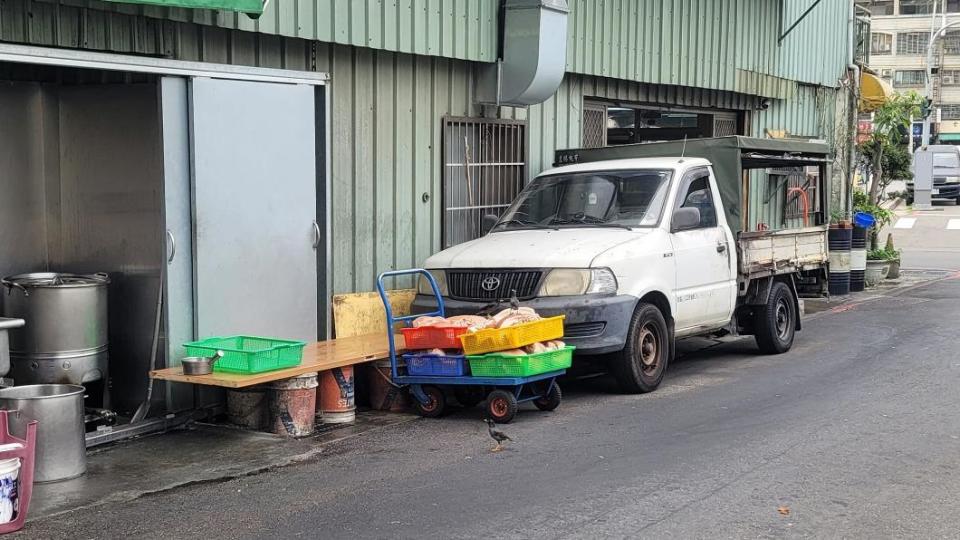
[411,294,638,355]
[907,183,960,199]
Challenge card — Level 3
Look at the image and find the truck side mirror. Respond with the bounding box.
[671,207,701,232]
[481,214,499,235]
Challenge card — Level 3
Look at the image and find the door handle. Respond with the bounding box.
[312,220,321,249]
[716,243,727,253]
[166,230,176,263]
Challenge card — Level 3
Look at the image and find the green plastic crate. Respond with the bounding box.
[467,346,574,378]
[184,335,306,374]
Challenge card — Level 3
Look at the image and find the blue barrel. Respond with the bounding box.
[850,226,867,292]
[828,226,852,296]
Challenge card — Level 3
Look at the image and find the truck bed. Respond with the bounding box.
[737,226,828,279]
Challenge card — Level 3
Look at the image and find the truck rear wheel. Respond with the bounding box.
[611,303,669,394]
[754,281,796,354]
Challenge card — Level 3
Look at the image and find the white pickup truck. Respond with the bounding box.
[414,136,831,393]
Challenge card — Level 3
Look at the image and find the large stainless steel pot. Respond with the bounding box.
[1,273,109,385]
[0,319,25,378]
[0,384,86,482]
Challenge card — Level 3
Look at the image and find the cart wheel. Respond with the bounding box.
[533,381,562,412]
[414,385,446,418]
[486,390,518,423]
[454,387,485,408]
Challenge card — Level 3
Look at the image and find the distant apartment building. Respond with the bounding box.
[859,0,960,143]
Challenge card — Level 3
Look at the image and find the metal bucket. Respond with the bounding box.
[1,273,109,385]
[0,384,86,483]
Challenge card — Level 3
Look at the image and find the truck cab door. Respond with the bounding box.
[669,167,735,331]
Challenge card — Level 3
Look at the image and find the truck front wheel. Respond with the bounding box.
[611,303,669,394]
[754,281,796,354]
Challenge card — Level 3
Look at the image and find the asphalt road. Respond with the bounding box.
[20,276,960,539]
[884,201,960,271]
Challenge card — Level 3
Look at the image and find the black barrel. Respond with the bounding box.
[850,226,867,292]
[828,226,852,296]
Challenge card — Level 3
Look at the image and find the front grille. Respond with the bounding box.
[447,270,543,301]
[564,322,606,339]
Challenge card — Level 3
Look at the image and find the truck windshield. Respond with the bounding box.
[494,169,672,230]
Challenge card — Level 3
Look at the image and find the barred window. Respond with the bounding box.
[900,0,935,15]
[944,30,960,54]
[941,105,960,120]
[872,33,893,55]
[897,32,928,55]
[941,69,960,85]
[894,70,926,86]
[856,0,894,15]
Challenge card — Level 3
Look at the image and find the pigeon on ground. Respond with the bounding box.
[484,418,512,452]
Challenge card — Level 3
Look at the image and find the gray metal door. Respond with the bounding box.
[190,78,318,341]
[160,76,198,412]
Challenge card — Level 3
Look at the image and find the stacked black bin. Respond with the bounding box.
[850,226,867,292]
[828,226,852,296]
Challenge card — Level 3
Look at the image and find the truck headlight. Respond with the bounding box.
[417,270,448,296]
[538,268,617,296]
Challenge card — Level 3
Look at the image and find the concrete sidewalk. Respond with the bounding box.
[29,410,416,521]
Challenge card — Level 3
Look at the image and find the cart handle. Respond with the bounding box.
[376,269,446,380]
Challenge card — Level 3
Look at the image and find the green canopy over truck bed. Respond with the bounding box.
[554,136,833,236]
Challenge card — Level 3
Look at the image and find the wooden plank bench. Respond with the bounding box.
[150,333,407,389]
[150,288,418,389]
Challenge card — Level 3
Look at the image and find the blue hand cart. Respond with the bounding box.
[376,269,564,423]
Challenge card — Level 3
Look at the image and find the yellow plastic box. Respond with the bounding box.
[459,315,565,356]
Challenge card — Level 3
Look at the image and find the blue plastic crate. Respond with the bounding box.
[403,353,469,376]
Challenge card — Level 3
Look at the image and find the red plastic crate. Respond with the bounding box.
[401,325,468,350]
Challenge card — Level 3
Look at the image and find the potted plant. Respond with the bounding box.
[829,210,851,229]
[883,233,901,279]
[865,248,891,287]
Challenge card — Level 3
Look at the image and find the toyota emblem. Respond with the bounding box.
[480,276,501,292]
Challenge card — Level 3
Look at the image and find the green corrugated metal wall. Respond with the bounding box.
[565,0,850,97]
[29,0,498,62]
[35,0,849,97]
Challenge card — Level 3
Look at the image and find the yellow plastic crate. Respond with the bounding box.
[459,316,565,355]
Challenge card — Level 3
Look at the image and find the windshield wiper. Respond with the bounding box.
[494,219,557,230]
[549,216,633,230]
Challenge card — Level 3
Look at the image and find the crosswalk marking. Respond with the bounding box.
[894,218,917,229]
[948,219,960,230]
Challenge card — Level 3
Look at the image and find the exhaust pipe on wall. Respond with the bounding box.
[476,0,570,107]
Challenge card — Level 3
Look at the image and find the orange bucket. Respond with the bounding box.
[317,366,356,424]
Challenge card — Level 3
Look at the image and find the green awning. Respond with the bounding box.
[938,133,960,141]
[104,0,264,15]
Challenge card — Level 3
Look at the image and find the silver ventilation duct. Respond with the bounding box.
[477,0,569,107]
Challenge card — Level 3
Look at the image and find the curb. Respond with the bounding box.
[804,270,959,321]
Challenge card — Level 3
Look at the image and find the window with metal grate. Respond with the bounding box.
[442,117,527,248]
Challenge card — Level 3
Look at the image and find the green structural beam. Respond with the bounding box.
[104,0,264,15]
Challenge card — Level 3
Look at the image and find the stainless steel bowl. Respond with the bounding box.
[180,350,224,376]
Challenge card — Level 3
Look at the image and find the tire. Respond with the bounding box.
[454,386,485,408]
[611,302,670,394]
[754,281,797,354]
[533,381,562,411]
[486,389,519,423]
[413,385,446,418]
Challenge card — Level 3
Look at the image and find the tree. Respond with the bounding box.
[861,91,923,206]
[857,137,913,197]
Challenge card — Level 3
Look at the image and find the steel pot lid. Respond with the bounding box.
[1,272,110,288]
